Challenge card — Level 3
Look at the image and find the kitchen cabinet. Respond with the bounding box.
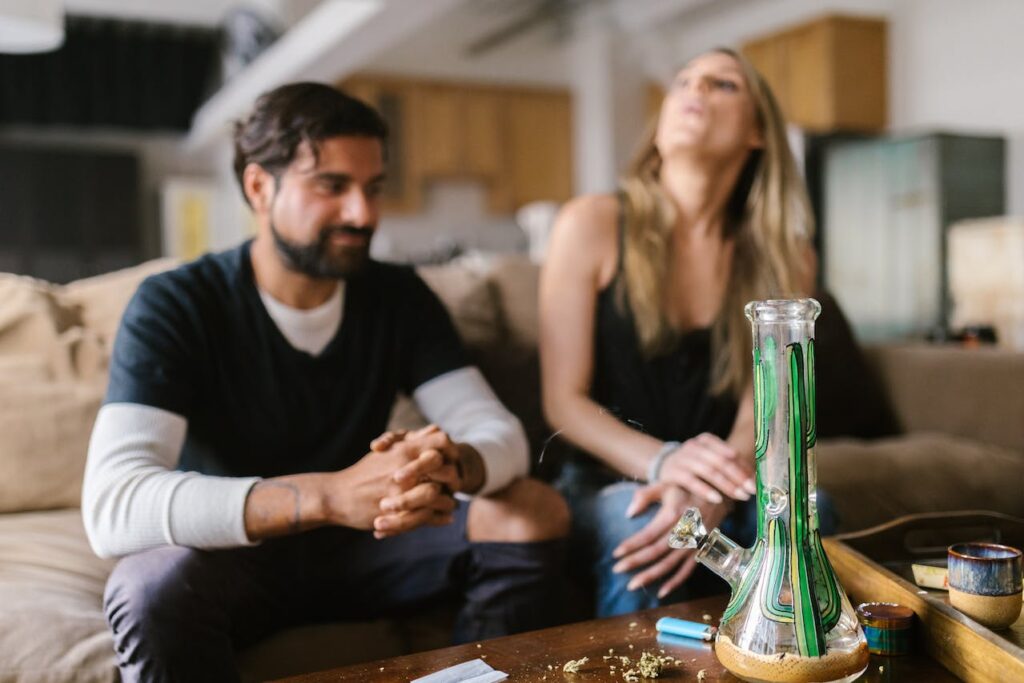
[504,90,572,209]
[742,15,887,132]
[340,75,572,213]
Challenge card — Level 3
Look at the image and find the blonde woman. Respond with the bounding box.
[540,48,835,617]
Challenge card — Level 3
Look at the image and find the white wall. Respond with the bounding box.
[569,22,617,195]
[569,21,652,195]
[610,38,655,181]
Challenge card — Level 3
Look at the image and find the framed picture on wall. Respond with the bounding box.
[160,177,216,260]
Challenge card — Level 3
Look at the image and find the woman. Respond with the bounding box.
[540,48,826,617]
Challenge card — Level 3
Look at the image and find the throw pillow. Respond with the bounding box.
[0,273,67,362]
[416,261,501,349]
[58,257,178,350]
[0,381,104,513]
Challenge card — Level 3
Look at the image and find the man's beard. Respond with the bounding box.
[269,222,374,279]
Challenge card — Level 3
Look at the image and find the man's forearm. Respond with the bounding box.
[83,403,263,558]
[243,472,337,540]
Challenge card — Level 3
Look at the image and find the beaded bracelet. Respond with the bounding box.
[646,440,681,483]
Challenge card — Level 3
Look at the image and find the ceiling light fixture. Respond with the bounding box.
[0,0,64,54]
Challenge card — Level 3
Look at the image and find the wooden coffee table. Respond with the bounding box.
[275,593,956,682]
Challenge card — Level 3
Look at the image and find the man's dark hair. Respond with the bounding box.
[232,82,388,205]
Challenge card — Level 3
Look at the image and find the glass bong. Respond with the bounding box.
[669,299,869,683]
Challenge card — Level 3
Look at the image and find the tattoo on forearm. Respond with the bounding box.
[254,481,303,534]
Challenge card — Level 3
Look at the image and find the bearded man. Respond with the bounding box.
[82,82,568,683]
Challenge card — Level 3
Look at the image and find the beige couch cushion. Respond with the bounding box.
[0,381,105,514]
[57,258,179,351]
[0,275,69,378]
[485,256,539,347]
[0,271,113,384]
[0,259,178,516]
[0,509,117,683]
[868,344,1024,452]
[0,355,50,385]
[817,432,1024,533]
[416,261,501,348]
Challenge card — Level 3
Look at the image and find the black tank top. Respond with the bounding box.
[588,198,737,448]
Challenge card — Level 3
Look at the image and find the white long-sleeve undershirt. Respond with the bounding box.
[81,287,528,558]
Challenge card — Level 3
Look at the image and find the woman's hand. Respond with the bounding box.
[658,433,755,503]
[611,483,733,599]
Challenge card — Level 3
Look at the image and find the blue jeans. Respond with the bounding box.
[558,461,839,618]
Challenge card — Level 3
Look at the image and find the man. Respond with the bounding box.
[82,82,569,682]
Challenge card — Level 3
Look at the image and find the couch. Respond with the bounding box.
[1,253,1022,682]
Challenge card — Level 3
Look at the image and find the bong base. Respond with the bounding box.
[715,634,870,683]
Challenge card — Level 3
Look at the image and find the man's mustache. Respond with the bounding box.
[321,225,374,241]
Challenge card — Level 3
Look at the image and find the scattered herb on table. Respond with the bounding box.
[562,656,589,673]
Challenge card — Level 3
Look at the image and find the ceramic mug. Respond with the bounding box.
[947,542,1023,629]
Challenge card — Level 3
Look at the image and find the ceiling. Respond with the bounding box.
[363,0,721,85]
[366,1,574,86]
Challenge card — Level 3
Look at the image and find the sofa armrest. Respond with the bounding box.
[865,344,1024,451]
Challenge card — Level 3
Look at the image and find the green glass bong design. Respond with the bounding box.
[670,299,869,683]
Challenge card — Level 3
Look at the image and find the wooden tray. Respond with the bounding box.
[824,510,1024,683]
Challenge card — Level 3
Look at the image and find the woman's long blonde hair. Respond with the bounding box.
[618,47,813,399]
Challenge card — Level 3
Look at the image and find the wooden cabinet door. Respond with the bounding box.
[413,86,506,180]
[462,90,504,178]
[646,82,666,125]
[409,85,507,180]
[411,84,462,177]
[742,15,886,132]
[743,37,787,113]
[462,90,512,212]
[784,21,831,130]
[340,76,574,214]
[505,91,573,207]
[830,17,888,131]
